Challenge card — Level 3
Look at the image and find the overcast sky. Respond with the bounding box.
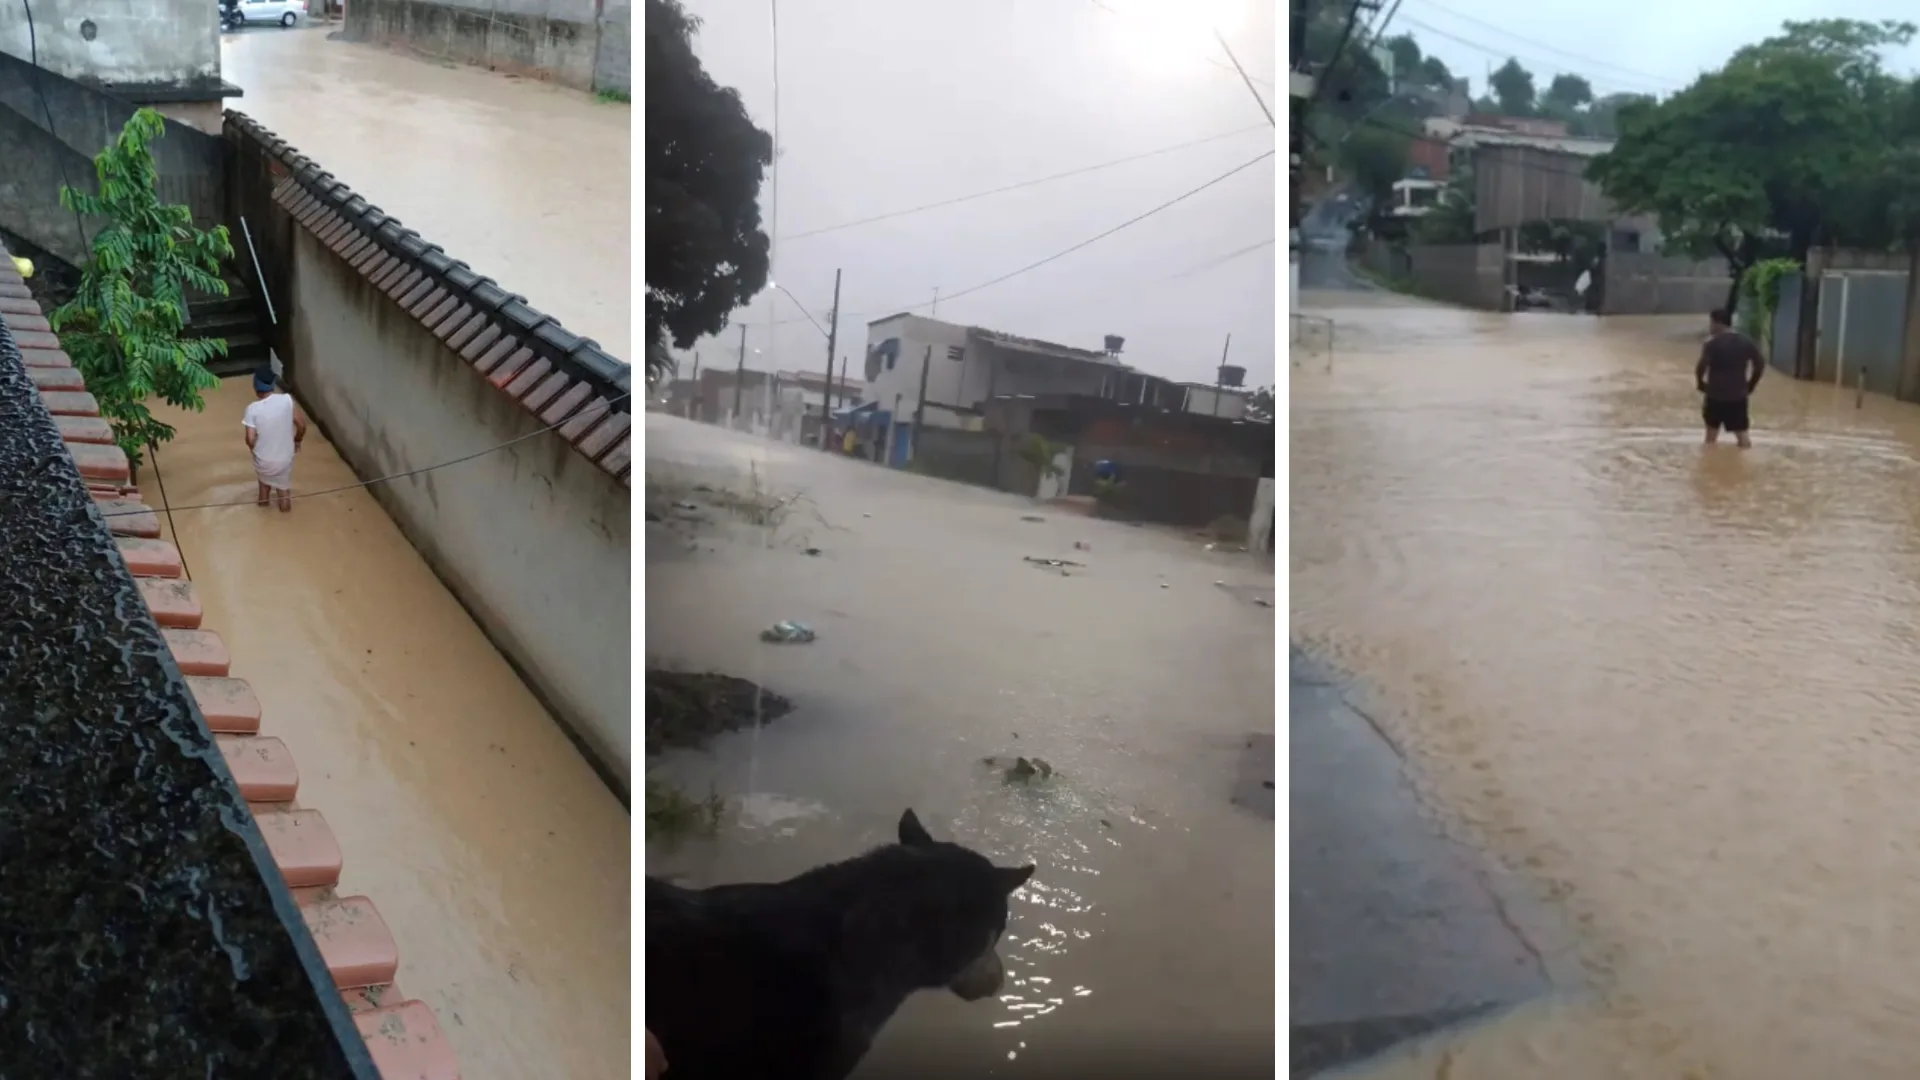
[1394,0,1920,105]
[677,0,1278,390]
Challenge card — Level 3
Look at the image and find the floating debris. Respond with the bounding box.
[803,547,822,556]
[1021,515,1046,523]
[1024,556,1084,569]
[988,756,1055,784]
[759,621,817,644]
[1073,541,1090,551]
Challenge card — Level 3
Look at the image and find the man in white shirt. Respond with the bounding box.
[242,368,307,512]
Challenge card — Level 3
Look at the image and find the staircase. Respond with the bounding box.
[187,272,272,379]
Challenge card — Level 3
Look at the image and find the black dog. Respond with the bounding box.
[646,809,1035,1080]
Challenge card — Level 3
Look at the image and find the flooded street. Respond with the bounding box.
[644,416,1276,1076]
[219,26,631,360]
[1293,285,1920,1078]
[148,380,630,1079]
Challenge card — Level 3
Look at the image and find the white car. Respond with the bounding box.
[234,0,303,26]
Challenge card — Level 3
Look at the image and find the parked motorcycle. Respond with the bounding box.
[219,0,242,31]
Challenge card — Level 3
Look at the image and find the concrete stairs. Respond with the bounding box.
[188,273,272,379]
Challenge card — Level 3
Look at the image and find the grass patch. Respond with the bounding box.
[596,87,631,104]
[645,777,725,840]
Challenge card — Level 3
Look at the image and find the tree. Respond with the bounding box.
[1340,124,1411,204]
[1384,34,1422,83]
[1418,57,1454,91]
[645,0,772,385]
[1246,387,1273,424]
[51,108,231,471]
[1542,73,1594,113]
[1586,19,1911,327]
[1489,58,1537,116]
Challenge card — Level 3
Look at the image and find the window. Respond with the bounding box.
[947,345,965,362]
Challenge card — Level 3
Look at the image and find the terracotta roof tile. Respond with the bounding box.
[302,896,399,989]
[486,348,535,389]
[217,735,300,802]
[28,366,84,391]
[186,676,262,734]
[559,397,611,442]
[137,577,202,629]
[521,370,572,413]
[458,322,503,362]
[37,389,99,416]
[163,628,231,677]
[116,536,183,578]
[539,379,593,426]
[598,434,631,478]
[503,357,552,400]
[355,1000,461,1080]
[96,499,159,538]
[55,415,114,445]
[576,411,631,460]
[18,346,70,367]
[471,336,518,374]
[253,809,344,889]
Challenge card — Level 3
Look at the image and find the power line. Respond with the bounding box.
[782,125,1271,241]
[1309,0,1372,112]
[1214,29,1274,125]
[1085,0,1276,88]
[100,391,632,519]
[755,149,1275,328]
[1407,0,1691,91]
[1165,237,1276,279]
[1398,14,1682,99]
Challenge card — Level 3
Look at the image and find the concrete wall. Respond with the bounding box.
[0,0,219,92]
[911,425,1001,488]
[1406,243,1504,310]
[343,0,626,94]
[0,50,226,266]
[864,315,971,424]
[1602,252,1730,315]
[284,226,632,789]
[227,114,633,796]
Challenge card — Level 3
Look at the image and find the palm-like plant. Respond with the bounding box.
[51,108,233,470]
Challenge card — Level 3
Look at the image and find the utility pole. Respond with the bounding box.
[931,286,941,318]
[732,323,747,425]
[821,268,842,449]
[690,352,700,380]
[1214,333,1232,417]
[912,344,933,461]
[838,355,849,406]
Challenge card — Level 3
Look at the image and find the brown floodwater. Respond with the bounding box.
[147,380,630,1080]
[219,25,632,361]
[644,415,1277,1076]
[1293,289,1920,1078]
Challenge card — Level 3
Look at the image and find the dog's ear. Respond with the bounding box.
[996,865,1035,893]
[898,808,934,847]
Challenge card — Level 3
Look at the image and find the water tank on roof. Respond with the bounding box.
[1217,364,1245,388]
[1103,335,1125,355]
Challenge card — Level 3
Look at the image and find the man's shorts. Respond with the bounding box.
[1703,397,1751,433]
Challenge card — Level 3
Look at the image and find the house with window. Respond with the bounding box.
[860,314,1130,429]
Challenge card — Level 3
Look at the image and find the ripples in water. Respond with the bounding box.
[1294,305,1920,1078]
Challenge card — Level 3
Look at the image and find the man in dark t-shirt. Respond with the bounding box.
[1696,307,1766,448]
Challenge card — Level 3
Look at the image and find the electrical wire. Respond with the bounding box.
[145,441,192,582]
[1407,0,1690,92]
[20,0,90,252]
[99,390,633,519]
[782,125,1271,241]
[753,149,1275,328]
[1084,0,1276,88]
[1307,0,1371,114]
[1214,29,1275,125]
[1396,16,1681,99]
